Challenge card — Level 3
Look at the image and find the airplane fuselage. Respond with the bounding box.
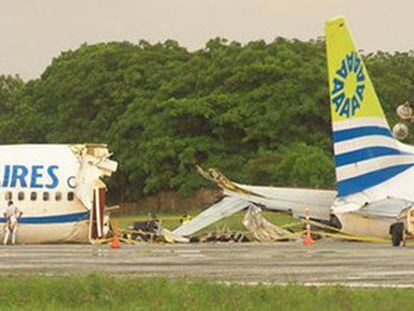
[0,144,105,244]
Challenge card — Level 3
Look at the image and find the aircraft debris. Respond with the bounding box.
[178,16,414,245]
[198,227,248,243]
[123,219,189,243]
[242,205,294,242]
[173,197,251,236]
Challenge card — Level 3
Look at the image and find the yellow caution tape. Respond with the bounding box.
[113,214,392,244]
[305,220,390,243]
[313,231,389,243]
[280,221,304,229]
[118,215,192,222]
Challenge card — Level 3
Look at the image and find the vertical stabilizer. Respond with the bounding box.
[326,16,414,198]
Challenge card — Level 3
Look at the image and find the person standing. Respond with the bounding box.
[3,200,23,245]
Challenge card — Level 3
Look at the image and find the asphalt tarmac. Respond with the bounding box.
[0,240,413,287]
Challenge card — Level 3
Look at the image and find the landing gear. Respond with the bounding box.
[390,222,404,247]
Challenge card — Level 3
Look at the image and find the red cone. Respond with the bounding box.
[110,222,121,249]
[303,208,314,246]
[303,230,314,246]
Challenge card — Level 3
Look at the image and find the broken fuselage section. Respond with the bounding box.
[0,144,117,244]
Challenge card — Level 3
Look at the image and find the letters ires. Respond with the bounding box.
[0,165,59,189]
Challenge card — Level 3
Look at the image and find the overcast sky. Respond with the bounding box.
[1,0,413,80]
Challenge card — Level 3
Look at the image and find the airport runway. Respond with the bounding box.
[0,241,413,286]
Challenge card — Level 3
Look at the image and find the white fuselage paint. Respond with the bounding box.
[222,179,414,239]
[0,144,91,244]
[335,212,394,238]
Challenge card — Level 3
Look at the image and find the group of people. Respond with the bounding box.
[3,200,22,245]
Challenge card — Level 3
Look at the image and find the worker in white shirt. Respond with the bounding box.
[3,200,23,245]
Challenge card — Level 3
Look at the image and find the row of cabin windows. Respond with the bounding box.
[4,191,75,202]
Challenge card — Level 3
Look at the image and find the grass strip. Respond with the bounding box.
[0,274,412,310]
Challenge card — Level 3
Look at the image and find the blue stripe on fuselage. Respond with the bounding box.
[337,164,414,197]
[0,211,89,224]
[335,146,402,167]
[333,126,392,143]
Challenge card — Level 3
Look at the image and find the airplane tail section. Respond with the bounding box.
[326,16,414,198]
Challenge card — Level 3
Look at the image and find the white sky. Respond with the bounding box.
[0,0,413,80]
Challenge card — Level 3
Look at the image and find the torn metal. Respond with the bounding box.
[198,228,248,243]
[242,206,295,242]
[172,197,250,237]
[123,219,190,243]
[71,144,118,211]
[196,165,335,221]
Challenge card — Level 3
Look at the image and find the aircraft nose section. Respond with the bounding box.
[70,144,118,210]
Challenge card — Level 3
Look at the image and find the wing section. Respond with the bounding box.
[172,197,250,237]
[197,166,336,220]
[224,184,336,220]
[173,167,336,237]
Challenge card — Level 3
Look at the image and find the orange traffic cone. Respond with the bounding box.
[303,208,314,246]
[303,228,314,246]
[110,222,121,249]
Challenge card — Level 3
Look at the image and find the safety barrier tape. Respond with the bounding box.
[109,216,392,244]
[313,231,389,243]
[118,216,192,222]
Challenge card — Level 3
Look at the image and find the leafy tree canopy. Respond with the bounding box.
[0,38,411,201]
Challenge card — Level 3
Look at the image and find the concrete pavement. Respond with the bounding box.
[0,241,412,286]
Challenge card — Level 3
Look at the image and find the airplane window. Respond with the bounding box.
[30,192,37,201]
[43,192,50,201]
[17,192,24,201]
[4,192,12,201]
[67,192,74,201]
[55,192,62,201]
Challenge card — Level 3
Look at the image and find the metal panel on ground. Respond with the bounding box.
[172,197,250,237]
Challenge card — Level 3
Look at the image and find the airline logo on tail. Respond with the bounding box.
[326,16,414,198]
[331,51,366,118]
[326,16,386,123]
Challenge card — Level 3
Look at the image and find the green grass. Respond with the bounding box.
[113,210,298,237]
[0,274,412,310]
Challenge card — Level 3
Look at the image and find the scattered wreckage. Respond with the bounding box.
[117,204,298,244]
[111,166,391,246]
[111,166,395,245]
[120,203,299,244]
[121,16,414,247]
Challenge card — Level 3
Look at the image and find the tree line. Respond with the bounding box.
[0,38,413,201]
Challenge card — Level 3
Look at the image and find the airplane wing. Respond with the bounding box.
[172,167,337,237]
[222,184,336,220]
[197,166,336,220]
[172,197,251,236]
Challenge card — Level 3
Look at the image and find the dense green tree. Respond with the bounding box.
[0,38,411,201]
[0,74,24,113]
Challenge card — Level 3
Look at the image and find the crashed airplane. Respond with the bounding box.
[174,16,414,244]
[0,144,117,243]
